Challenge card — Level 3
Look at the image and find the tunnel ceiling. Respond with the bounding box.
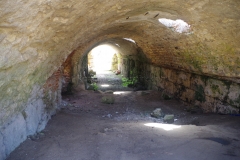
[0,0,240,124]
[89,38,139,56]
[1,0,240,76]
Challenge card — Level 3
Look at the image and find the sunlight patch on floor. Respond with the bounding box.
[113,91,126,95]
[101,84,110,87]
[144,123,182,131]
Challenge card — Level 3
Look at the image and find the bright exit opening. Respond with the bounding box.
[88,44,118,72]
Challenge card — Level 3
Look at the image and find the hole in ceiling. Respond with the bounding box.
[158,18,191,33]
[123,38,136,44]
[115,43,120,47]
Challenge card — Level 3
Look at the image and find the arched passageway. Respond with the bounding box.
[1,0,240,159]
[79,40,146,92]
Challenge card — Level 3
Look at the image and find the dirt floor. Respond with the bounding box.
[7,72,240,160]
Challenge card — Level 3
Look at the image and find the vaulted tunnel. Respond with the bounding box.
[0,0,240,159]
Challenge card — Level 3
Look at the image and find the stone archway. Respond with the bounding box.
[1,0,240,159]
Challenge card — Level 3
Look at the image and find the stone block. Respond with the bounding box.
[163,115,174,124]
[157,79,164,89]
[214,103,239,114]
[164,81,176,95]
[37,112,49,133]
[198,96,216,113]
[25,99,44,135]
[190,74,206,90]
[177,71,191,88]
[101,96,115,104]
[205,78,228,100]
[160,68,169,79]
[166,69,173,81]
[179,88,195,103]
[151,108,164,118]
[167,69,178,83]
[227,83,240,107]
[2,114,27,156]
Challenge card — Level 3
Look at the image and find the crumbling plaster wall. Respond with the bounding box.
[0,0,240,159]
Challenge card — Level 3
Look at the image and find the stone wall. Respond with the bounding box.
[118,54,239,114]
[0,69,62,160]
[142,65,240,114]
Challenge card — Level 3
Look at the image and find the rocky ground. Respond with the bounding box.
[89,70,134,91]
[7,72,240,160]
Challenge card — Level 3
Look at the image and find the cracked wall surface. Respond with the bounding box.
[0,0,240,159]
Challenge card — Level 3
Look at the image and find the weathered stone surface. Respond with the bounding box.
[37,112,49,133]
[163,81,176,95]
[199,96,216,113]
[176,71,191,88]
[151,108,164,118]
[25,99,46,135]
[205,79,228,101]
[22,85,44,136]
[0,132,6,160]
[179,88,195,103]
[163,115,174,124]
[214,104,239,114]
[227,84,240,108]
[0,74,60,159]
[142,64,240,114]
[2,114,27,156]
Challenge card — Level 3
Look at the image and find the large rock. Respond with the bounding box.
[101,96,115,104]
[162,92,172,100]
[163,115,174,124]
[151,108,164,118]
[105,90,114,94]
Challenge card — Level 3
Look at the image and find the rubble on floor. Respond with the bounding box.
[150,108,164,118]
[163,114,175,123]
[101,96,115,104]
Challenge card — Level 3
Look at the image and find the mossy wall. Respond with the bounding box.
[143,65,240,114]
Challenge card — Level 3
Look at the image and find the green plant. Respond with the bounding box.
[122,77,138,87]
[91,83,98,91]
